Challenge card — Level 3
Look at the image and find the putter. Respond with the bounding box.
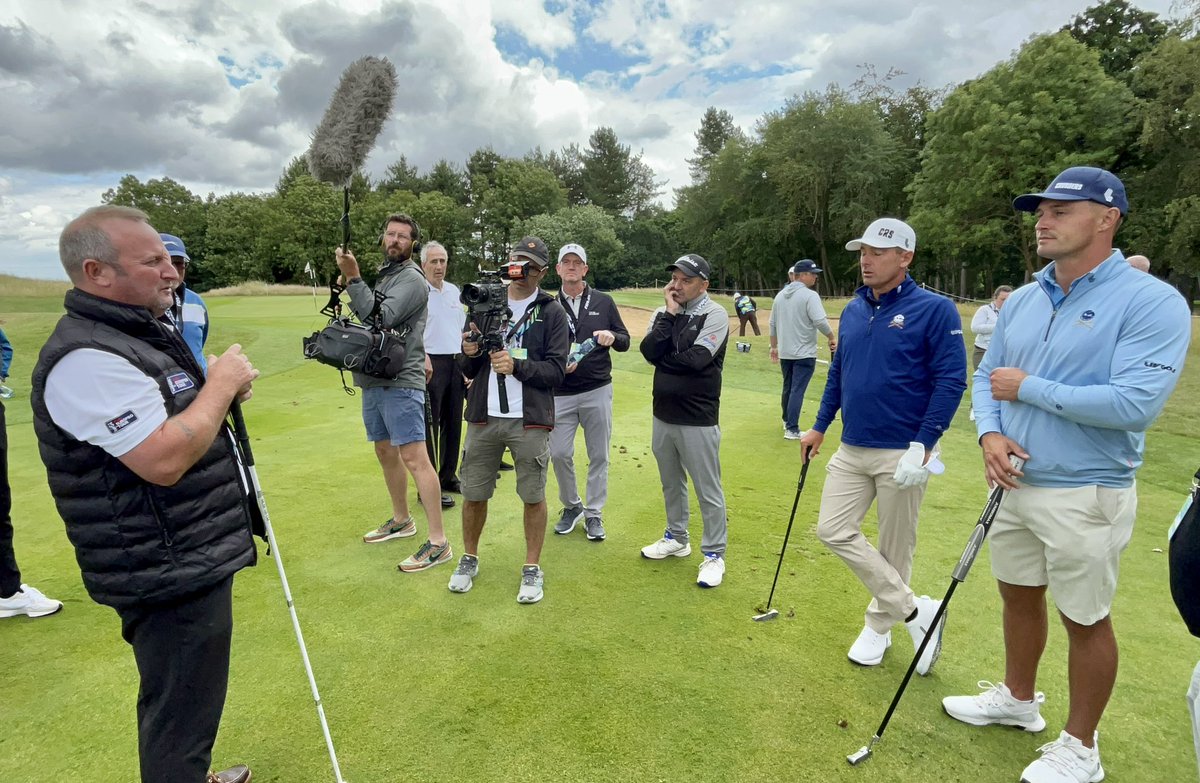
[847,456,1025,766]
[752,446,813,622]
[231,402,349,783]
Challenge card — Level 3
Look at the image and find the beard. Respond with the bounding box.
[384,244,411,263]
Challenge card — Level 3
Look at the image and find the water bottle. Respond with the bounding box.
[568,337,597,365]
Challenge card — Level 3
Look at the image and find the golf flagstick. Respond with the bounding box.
[753,446,812,621]
[230,401,349,783]
[847,456,1025,766]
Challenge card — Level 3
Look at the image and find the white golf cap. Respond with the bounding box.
[557,243,588,264]
[845,218,917,253]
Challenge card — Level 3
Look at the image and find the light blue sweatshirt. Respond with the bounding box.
[974,250,1191,488]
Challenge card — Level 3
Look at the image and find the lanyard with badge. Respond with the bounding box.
[505,303,539,361]
[559,285,591,354]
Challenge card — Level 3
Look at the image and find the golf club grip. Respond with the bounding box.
[229,400,256,467]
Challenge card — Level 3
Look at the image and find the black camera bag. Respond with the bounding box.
[302,317,408,379]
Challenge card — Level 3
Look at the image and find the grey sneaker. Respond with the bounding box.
[517,565,544,604]
[554,505,584,535]
[447,554,479,593]
[584,515,606,541]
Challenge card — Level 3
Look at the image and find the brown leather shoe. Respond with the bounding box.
[207,765,251,783]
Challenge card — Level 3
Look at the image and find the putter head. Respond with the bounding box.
[752,608,780,622]
[847,746,871,765]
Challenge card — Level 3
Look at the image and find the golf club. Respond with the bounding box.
[230,401,349,783]
[847,456,1025,766]
[752,446,813,622]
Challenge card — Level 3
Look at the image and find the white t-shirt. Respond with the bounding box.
[487,290,538,419]
[44,349,170,457]
[424,281,466,355]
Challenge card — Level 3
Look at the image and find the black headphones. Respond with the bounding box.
[378,214,420,249]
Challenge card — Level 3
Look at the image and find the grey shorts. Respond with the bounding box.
[460,417,550,503]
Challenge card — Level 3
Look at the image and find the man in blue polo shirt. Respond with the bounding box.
[159,233,209,372]
[800,218,966,676]
[942,167,1191,783]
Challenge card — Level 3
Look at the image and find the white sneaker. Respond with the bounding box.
[641,531,691,560]
[697,554,725,588]
[906,595,946,676]
[942,681,1047,732]
[783,429,803,440]
[517,565,544,604]
[847,625,891,666]
[1020,731,1103,783]
[0,584,63,619]
[447,554,479,593]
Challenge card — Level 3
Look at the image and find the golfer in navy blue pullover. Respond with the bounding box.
[800,218,966,677]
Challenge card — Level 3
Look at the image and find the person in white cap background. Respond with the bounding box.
[549,242,630,543]
[159,233,209,372]
[800,217,967,676]
[943,166,1190,783]
[769,259,836,440]
[732,291,761,336]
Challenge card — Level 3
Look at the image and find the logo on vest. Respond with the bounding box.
[166,372,195,394]
[105,410,138,434]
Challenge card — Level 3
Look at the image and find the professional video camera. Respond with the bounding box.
[461,263,533,413]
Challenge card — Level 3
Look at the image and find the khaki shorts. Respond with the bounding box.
[989,483,1137,626]
[460,417,550,504]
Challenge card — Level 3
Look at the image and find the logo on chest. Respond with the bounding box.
[166,372,195,394]
[888,314,906,329]
[1075,310,1096,329]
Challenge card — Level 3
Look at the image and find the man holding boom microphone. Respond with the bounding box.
[336,213,453,572]
[31,206,255,783]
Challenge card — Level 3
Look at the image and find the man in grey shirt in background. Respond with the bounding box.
[769,259,836,440]
[336,213,452,573]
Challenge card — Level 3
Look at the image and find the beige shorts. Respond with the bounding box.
[460,417,550,504]
[989,483,1137,625]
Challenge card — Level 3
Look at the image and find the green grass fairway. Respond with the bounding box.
[1,289,1198,782]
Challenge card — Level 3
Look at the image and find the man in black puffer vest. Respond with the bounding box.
[31,206,259,783]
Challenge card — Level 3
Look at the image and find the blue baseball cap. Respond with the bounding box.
[791,259,822,274]
[1013,166,1128,215]
[159,233,190,262]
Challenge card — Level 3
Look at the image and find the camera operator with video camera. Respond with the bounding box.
[336,213,452,573]
[449,236,569,604]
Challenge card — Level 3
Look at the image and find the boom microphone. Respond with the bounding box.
[305,55,398,251]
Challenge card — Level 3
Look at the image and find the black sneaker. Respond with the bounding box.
[554,505,584,535]
[584,515,606,541]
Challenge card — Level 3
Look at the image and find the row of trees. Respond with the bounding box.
[106,1,1199,305]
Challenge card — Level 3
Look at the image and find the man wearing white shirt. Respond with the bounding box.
[30,205,257,783]
[968,286,1012,421]
[421,241,467,497]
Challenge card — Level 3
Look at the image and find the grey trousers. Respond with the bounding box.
[550,384,614,515]
[651,417,727,556]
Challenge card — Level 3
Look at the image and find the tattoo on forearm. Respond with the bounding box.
[170,419,196,440]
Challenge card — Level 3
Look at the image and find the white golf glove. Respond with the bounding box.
[893,442,934,489]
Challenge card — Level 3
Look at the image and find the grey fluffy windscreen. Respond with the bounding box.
[306,56,398,186]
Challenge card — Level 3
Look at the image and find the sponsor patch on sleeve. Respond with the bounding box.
[702,333,720,350]
[166,372,195,394]
[105,410,138,434]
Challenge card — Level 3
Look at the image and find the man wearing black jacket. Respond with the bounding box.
[640,254,730,589]
[450,236,569,604]
[550,243,630,542]
[31,206,256,783]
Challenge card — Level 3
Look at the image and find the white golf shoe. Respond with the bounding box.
[0,584,63,619]
[696,553,725,588]
[1020,731,1103,783]
[641,531,691,559]
[906,595,946,676]
[847,625,891,666]
[942,681,1047,732]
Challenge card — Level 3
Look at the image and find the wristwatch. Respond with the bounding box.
[347,276,363,285]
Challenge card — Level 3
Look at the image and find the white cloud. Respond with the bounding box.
[0,0,1180,279]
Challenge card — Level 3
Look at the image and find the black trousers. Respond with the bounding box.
[425,354,465,486]
[117,576,235,783]
[0,400,21,597]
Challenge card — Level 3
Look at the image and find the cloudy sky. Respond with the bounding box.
[0,0,1180,280]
